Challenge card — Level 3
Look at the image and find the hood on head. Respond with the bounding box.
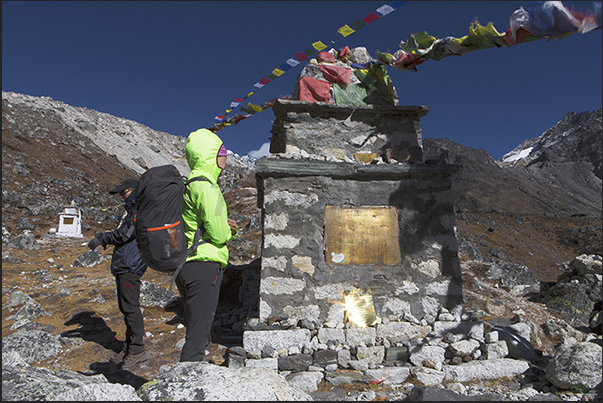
[185,128,224,183]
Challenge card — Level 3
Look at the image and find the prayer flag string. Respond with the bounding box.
[207,1,410,132]
[206,1,602,133]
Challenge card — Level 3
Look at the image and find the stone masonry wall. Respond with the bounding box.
[270,100,429,164]
[255,159,463,327]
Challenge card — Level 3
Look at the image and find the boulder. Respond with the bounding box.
[545,340,602,391]
[137,361,312,401]
[2,330,61,363]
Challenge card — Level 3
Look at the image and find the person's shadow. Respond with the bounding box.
[62,311,149,388]
[61,311,121,351]
[85,362,149,389]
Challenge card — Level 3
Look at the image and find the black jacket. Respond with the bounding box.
[97,190,147,276]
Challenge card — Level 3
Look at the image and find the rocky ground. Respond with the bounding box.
[2,179,262,387]
[455,210,601,283]
[2,204,601,399]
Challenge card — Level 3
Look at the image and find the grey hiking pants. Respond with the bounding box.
[175,260,223,362]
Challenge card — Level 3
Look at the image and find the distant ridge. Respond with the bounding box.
[424,109,602,218]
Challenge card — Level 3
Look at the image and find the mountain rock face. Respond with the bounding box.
[422,110,601,282]
[499,109,602,216]
[2,91,602,401]
[2,91,260,263]
[500,110,602,177]
[423,109,602,217]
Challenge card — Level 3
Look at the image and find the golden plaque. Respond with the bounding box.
[324,205,401,266]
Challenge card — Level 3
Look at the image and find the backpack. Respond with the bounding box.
[133,164,205,291]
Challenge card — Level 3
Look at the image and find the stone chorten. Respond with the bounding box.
[253,47,463,329]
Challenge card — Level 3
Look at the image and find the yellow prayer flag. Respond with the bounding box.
[250,104,263,113]
[272,68,285,77]
[244,103,263,113]
[337,25,355,37]
[312,41,327,51]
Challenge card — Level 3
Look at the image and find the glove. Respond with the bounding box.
[88,233,106,251]
[88,237,101,250]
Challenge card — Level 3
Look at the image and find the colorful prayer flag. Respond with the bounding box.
[295,52,309,62]
[337,24,355,37]
[312,41,328,51]
[376,4,394,16]
[350,20,368,31]
[302,48,316,57]
[363,13,380,24]
[286,58,301,67]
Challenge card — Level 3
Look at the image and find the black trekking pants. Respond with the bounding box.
[175,260,223,362]
[115,271,145,355]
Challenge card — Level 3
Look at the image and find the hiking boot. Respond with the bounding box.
[120,349,150,369]
[108,346,128,364]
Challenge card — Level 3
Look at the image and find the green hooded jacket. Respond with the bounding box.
[183,128,236,267]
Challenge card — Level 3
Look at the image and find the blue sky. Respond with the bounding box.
[3,1,601,160]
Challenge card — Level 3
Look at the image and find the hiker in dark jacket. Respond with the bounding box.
[88,178,149,369]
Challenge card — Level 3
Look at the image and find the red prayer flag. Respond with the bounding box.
[232,115,248,125]
[505,27,536,46]
[319,64,351,85]
[391,51,425,69]
[339,46,350,59]
[317,51,335,63]
[298,77,331,103]
[295,52,309,62]
[363,12,380,24]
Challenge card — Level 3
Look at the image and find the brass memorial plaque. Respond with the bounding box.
[324,205,401,266]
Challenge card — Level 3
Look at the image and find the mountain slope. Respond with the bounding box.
[2,91,261,263]
[500,109,602,217]
[423,109,602,281]
[424,109,602,218]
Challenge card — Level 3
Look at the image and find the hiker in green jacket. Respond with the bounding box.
[177,128,238,362]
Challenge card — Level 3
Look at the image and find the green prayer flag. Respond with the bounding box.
[332,83,369,108]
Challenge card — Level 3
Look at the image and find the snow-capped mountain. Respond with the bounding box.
[423,109,602,218]
[498,110,602,176]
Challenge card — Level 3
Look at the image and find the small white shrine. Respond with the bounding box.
[56,206,83,238]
